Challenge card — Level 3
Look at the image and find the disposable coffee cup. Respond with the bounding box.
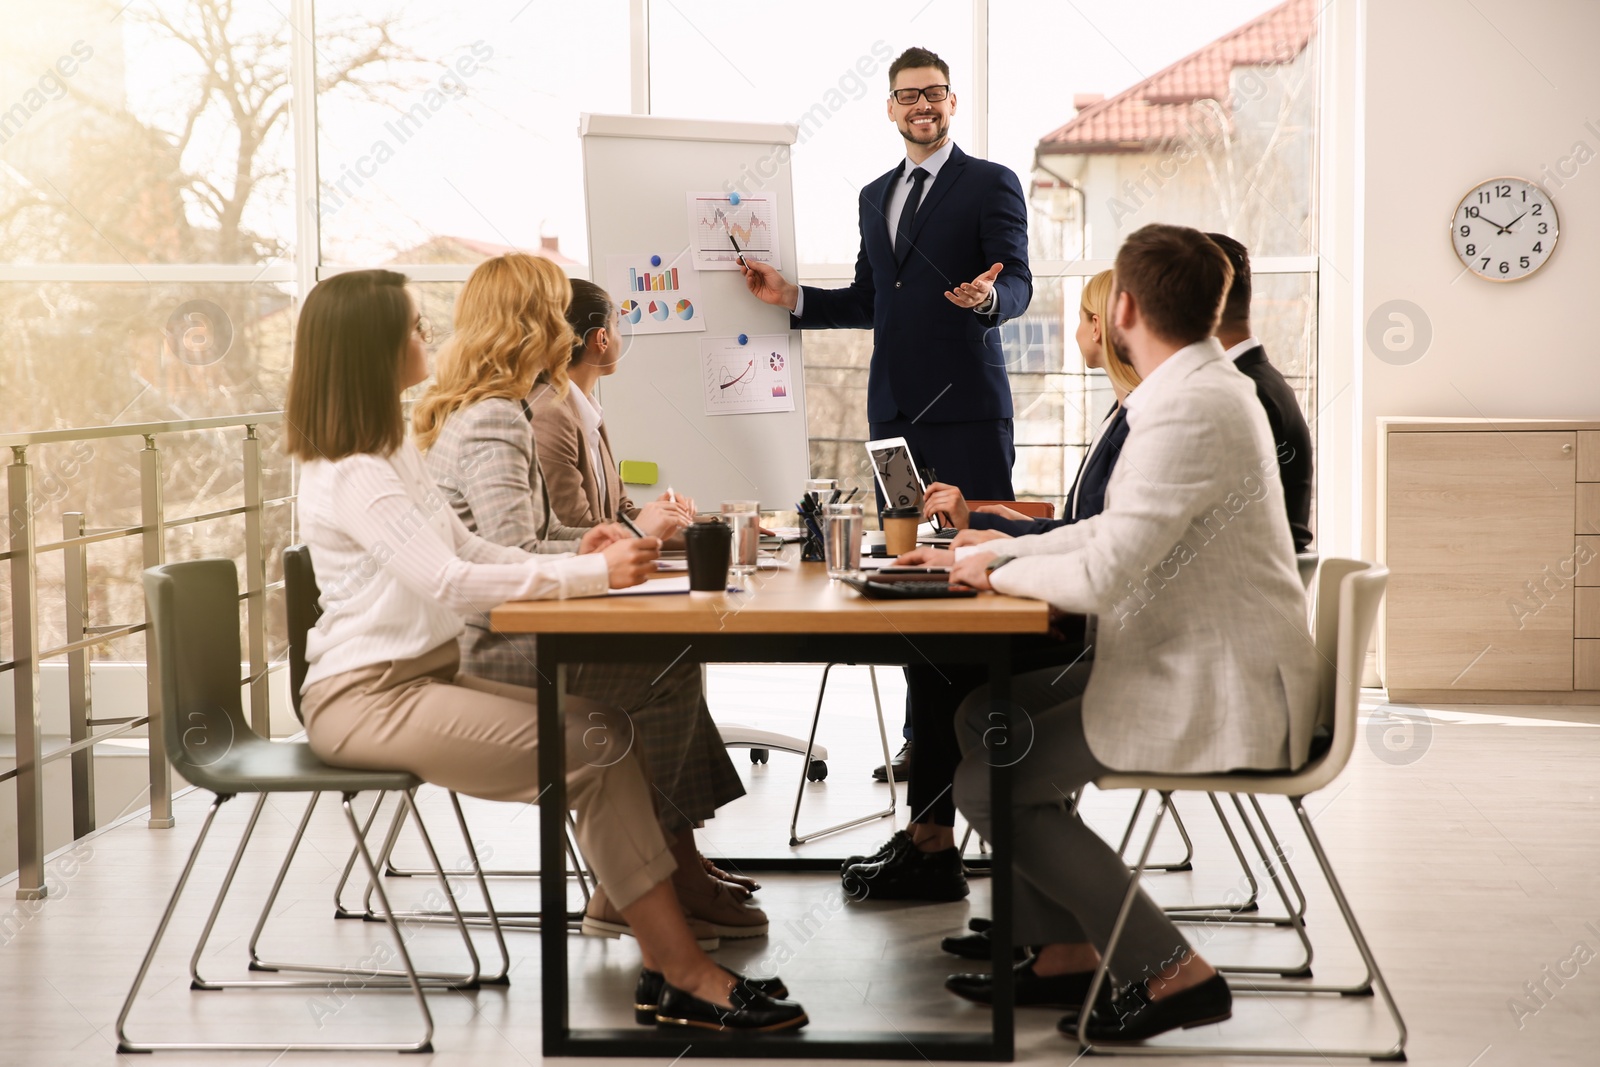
[881,505,920,556]
[683,519,732,593]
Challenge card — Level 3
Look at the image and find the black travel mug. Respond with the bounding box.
[683,519,732,592]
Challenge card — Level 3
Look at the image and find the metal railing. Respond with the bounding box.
[2,413,291,900]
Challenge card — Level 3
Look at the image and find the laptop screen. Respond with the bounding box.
[866,438,925,511]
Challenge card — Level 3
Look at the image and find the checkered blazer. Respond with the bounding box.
[425,396,591,684]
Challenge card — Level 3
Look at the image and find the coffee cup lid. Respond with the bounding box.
[881,505,920,519]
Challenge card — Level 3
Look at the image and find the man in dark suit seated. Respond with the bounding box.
[1205,233,1314,553]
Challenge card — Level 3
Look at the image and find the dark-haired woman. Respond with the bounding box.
[527,278,659,528]
[286,269,805,1032]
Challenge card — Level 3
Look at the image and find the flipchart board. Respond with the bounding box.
[579,112,808,512]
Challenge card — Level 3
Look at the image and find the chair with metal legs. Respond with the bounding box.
[117,559,482,1054]
[1097,551,1324,977]
[282,545,563,938]
[1073,560,1407,1060]
[785,663,899,844]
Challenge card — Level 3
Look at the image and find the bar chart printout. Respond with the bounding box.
[688,192,781,270]
[605,253,705,335]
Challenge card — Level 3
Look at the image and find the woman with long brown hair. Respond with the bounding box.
[414,254,766,946]
[287,268,805,1031]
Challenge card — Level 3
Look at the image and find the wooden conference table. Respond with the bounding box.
[492,549,1051,1061]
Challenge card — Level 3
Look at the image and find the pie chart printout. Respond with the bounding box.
[700,334,794,416]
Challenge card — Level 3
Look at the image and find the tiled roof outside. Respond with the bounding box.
[1037,0,1316,154]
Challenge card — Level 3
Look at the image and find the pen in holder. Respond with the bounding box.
[796,492,828,562]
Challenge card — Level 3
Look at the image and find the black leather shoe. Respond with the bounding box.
[1066,974,1232,1044]
[842,829,912,872]
[842,844,968,902]
[872,741,912,782]
[946,958,1104,1008]
[655,979,808,1032]
[941,926,1029,961]
[635,967,788,1025]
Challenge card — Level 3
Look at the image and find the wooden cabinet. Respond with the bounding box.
[1380,419,1600,702]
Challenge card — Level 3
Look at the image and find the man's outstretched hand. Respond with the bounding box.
[740,260,800,311]
[945,262,1003,309]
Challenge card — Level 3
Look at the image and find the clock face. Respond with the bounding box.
[1451,177,1558,281]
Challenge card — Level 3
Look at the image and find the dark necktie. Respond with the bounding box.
[894,166,930,265]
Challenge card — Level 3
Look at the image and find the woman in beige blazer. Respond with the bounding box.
[413,255,764,946]
[528,279,685,530]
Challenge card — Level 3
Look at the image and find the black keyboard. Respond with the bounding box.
[841,576,977,600]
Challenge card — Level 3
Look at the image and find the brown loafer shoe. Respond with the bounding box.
[581,885,721,950]
[701,853,761,895]
[676,872,769,939]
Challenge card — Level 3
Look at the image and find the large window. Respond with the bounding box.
[3,0,1321,513]
[315,0,629,267]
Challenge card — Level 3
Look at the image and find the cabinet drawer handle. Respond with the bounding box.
[1564,443,1574,454]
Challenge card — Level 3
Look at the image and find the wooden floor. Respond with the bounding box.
[2,664,1599,1065]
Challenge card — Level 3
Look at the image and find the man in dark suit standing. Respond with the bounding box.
[1205,234,1314,552]
[740,46,1033,501]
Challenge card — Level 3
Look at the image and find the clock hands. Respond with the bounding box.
[1474,210,1529,237]
[1475,212,1511,235]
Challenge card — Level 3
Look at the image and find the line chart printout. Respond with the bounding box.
[605,253,706,336]
[701,334,793,416]
[687,192,780,270]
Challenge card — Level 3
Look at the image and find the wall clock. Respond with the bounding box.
[1450,176,1558,281]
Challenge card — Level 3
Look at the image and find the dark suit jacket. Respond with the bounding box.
[792,144,1032,423]
[1233,345,1314,552]
[970,403,1128,536]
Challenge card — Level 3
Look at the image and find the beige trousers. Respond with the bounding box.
[302,641,675,910]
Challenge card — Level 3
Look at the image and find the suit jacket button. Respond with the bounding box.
[895,281,902,289]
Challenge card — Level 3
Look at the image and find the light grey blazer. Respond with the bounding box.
[424,396,591,683]
[988,339,1317,775]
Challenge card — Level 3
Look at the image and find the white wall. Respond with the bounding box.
[1359,0,1600,557]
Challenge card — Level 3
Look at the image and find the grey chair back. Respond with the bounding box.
[283,545,322,724]
[1309,558,1369,743]
[1309,562,1387,789]
[142,559,254,794]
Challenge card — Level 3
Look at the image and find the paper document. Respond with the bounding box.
[609,575,692,596]
[702,334,794,416]
[607,253,705,336]
[687,192,780,271]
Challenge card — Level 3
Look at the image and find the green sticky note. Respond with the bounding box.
[618,460,658,485]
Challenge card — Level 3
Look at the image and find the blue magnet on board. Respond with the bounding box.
[729,193,741,205]
[737,334,748,345]
[650,254,661,267]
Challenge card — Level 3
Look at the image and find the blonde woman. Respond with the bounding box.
[964,268,1135,535]
[413,254,765,946]
[290,269,805,1030]
[918,270,1138,536]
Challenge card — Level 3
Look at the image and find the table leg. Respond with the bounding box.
[987,639,1015,1060]
[537,646,570,1056]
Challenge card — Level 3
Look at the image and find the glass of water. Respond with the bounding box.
[721,500,761,579]
[823,502,864,579]
[804,478,839,498]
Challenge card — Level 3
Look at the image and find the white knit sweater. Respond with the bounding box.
[298,442,607,691]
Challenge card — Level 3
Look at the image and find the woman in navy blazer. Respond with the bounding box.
[923,270,1139,537]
